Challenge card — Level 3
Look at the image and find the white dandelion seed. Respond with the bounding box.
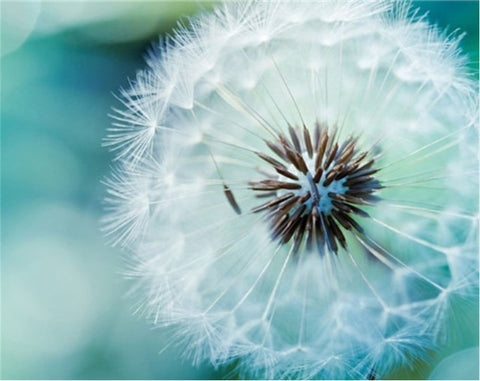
[104,1,479,379]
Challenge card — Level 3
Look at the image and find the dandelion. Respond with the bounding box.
[104,1,479,379]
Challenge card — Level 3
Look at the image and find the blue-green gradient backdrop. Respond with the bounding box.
[1,1,478,379]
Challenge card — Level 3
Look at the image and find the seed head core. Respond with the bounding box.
[250,123,382,255]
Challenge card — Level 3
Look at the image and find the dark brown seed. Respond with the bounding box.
[282,144,302,172]
[346,204,370,218]
[313,206,325,251]
[276,195,301,216]
[274,166,299,181]
[295,152,309,174]
[323,164,344,186]
[271,214,289,239]
[331,209,352,230]
[256,151,285,169]
[251,192,294,213]
[332,200,353,213]
[328,192,368,206]
[315,130,328,170]
[303,126,313,158]
[223,184,242,215]
[281,205,306,243]
[314,122,320,147]
[331,197,370,218]
[324,142,338,170]
[255,191,277,198]
[313,167,323,183]
[349,151,368,167]
[337,143,355,166]
[333,210,363,233]
[306,212,315,251]
[279,134,294,151]
[299,191,311,204]
[289,125,302,152]
[327,215,346,249]
[266,140,287,160]
[347,188,377,196]
[344,175,375,187]
[354,158,375,173]
[349,167,379,179]
[293,215,308,254]
[249,179,302,191]
[342,162,360,176]
[322,212,338,253]
[337,211,364,233]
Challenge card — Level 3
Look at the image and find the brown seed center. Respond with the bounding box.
[250,123,382,255]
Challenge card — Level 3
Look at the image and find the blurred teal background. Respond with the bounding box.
[1,1,478,379]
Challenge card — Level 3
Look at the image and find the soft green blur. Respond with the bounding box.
[1,1,478,379]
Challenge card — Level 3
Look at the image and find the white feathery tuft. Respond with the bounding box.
[104,0,479,378]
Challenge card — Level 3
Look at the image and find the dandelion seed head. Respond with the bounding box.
[104,0,478,378]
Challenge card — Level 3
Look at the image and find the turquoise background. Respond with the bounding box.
[1,1,478,379]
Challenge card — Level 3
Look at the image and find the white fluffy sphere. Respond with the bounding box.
[104,1,479,379]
